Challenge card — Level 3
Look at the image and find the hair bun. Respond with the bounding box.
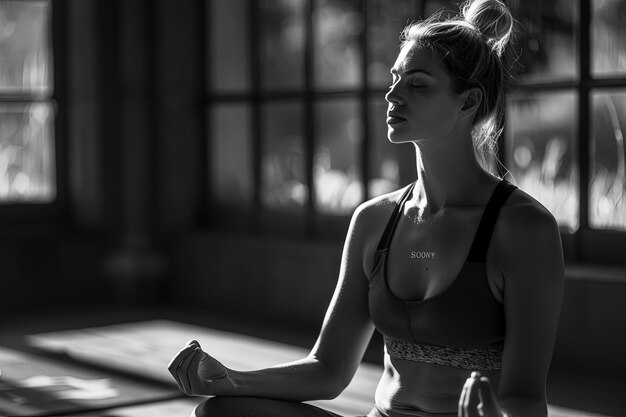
[462,0,513,55]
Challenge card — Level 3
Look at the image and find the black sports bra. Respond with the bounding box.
[367,178,518,370]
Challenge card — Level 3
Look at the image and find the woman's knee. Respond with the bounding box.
[192,396,249,417]
[193,396,231,417]
[192,396,327,417]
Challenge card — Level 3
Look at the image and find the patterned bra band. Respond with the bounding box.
[384,336,503,371]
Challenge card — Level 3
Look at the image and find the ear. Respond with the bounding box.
[459,87,483,118]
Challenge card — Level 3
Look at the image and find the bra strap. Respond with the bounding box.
[466,179,518,263]
[376,182,416,251]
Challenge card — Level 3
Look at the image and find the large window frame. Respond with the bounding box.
[507,0,626,264]
[0,0,66,225]
[203,0,626,265]
[570,0,625,264]
[203,0,422,240]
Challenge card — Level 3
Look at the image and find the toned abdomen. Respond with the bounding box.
[374,353,501,416]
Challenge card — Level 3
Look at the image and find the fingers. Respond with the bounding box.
[459,372,503,417]
[168,345,194,374]
[478,376,499,411]
[167,340,200,372]
[465,375,481,416]
[178,347,201,394]
[170,347,197,393]
[188,347,204,394]
[459,372,481,417]
[167,340,201,393]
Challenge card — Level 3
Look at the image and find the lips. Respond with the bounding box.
[387,113,406,125]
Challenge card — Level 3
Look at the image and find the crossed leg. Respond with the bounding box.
[193,396,378,417]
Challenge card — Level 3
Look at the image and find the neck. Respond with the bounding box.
[411,132,497,214]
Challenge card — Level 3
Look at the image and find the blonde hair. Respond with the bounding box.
[401,0,516,177]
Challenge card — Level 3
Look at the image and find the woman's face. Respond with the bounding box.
[385,41,462,144]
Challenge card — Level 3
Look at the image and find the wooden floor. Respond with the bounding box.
[1,308,624,417]
[21,319,382,416]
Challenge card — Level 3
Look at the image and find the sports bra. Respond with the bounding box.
[367,178,518,370]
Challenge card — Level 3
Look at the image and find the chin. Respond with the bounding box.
[388,138,408,145]
[387,133,415,144]
[387,129,411,144]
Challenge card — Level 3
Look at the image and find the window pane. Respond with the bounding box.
[505,91,579,232]
[509,0,578,82]
[209,104,252,205]
[367,0,414,88]
[425,0,460,16]
[207,0,249,93]
[368,98,401,197]
[314,99,362,214]
[0,103,55,202]
[313,0,362,90]
[262,101,307,211]
[260,0,305,91]
[426,0,579,82]
[589,90,626,230]
[0,1,51,95]
[591,0,626,77]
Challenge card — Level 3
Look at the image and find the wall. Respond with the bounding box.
[3,0,205,311]
[170,233,343,329]
[553,268,626,379]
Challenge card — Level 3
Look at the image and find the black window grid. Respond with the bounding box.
[202,0,626,263]
[203,0,425,240]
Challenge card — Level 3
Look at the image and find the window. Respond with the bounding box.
[0,1,55,205]
[589,90,626,230]
[589,0,626,231]
[505,0,626,262]
[505,0,581,235]
[205,0,626,262]
[205,0,417,239]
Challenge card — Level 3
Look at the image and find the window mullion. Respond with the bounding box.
[578,0,592,250]
[359,0,370,202]
[249,0,262,233]
[304,0,316,238]
[200,0,210,227]
[52,0,66,216]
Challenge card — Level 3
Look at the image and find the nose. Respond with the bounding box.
[385,80,403,105]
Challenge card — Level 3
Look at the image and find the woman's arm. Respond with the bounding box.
[169,202,377,401]
[494,203,565,416]
[459,203,564,417]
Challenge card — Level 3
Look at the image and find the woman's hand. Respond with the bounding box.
[458,372,506,417]
[167,340,237,396]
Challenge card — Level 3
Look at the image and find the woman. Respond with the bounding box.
[168,1,564,416]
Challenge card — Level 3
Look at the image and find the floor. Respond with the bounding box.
[1,306,624,417]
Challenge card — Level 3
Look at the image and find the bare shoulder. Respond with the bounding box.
[492,186,565,286]
[496,186,561,239]
[350,184,412,232]
[348,184,413,271]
